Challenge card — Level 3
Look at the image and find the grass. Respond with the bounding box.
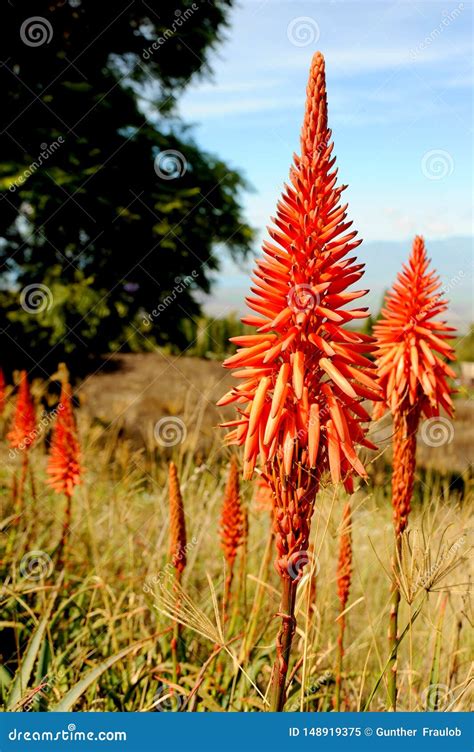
[0,377,472,712]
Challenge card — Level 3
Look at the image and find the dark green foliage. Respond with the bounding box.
[0,1,253,374]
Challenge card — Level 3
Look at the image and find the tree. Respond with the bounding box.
[0,1,253,373]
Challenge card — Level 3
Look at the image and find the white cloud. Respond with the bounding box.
[180,94,302,119]
[441,72,474,89]
[250,43,473,76]
[192,78,283,95]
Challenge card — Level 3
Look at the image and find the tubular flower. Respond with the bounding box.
[373,236,456,534]
[47,382,82,497]
[220,457,246,567]
[168,461,187,575]
[7,371,36,450]
[373,235,456,420]
[219,52,380,579]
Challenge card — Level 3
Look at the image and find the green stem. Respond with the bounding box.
[364,594,426,711]
[5,453,29,559]
[223,566,234,626]
[171,570,182,696]
[270,577,297,712]
[427,596,447,710]
[14,451,29,523]
[171,620,180,687]
[57,492,72,570]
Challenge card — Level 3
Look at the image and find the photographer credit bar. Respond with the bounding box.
[2,712,472,752]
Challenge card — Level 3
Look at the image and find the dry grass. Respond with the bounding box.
[78,354,473,472]
[77,353,233,453]
[0,360,472,711]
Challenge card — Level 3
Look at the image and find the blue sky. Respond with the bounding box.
[177,0,473,328]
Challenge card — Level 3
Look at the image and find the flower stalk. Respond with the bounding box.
[168,461,187,689]
[219,51,380,710]
[8,371,36,524]
[47,380,82,569]
[270,577,297,711]
[220,457,246,621]
[335,502,352,711]
[374,235,456,709]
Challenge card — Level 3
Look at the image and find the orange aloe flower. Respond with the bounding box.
[218,51,380,711]
[47,381,82,569]
[7,370,37,521]
[374,235,455,421]
[7,371,36,450]
[220,457,246,567]
[373,235,456,534]
[373,235,456,710]
[168,461,187,684]
[220,456,246,613]
[219,52,379,582]
[47,382,82,498]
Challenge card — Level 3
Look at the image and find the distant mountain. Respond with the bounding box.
[203,236,473,332]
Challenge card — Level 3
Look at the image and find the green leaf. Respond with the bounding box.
[7,615,51,710]
[0,664,13,702]
[51,641,149,712]
[6,577,61,710]
[61,81,93,92]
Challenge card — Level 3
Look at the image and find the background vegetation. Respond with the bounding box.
[0,0,253,372]
[0,398,471,712]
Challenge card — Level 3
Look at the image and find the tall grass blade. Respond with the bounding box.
[7,615,51,709]
[52,640,150,711]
